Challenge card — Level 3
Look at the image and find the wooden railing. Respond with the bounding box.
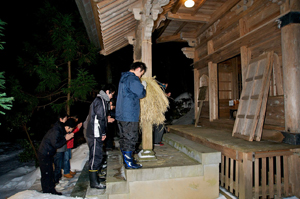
[219,149,300,199]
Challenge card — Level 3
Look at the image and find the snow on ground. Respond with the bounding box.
[0,143,89,199]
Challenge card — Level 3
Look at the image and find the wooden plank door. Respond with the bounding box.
[232,52,273,141]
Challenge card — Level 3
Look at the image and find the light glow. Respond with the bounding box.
[184,0,195,8]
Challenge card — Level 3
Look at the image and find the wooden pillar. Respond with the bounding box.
[280,13,300,134]
[134,21,142,62]
[141,36,152,77]
[208,62,218,121]
[239,153,253,199]
[138,13,155,161]
[141,33,153,154]
[232,57,238,100]
[207,40,218,121]
[136,0,170,160]
[239,17,250,88]
[289,149,300,197]
[194,69,200,118]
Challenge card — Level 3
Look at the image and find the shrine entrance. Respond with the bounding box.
[217,55,242,119]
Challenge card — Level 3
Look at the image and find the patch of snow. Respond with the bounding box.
[171,107,195,125]
[8,190,84,199]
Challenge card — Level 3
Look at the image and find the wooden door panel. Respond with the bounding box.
[232,52,273,141]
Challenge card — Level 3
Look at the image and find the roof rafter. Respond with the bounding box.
[196,0,240,36]
[191,0,207,16]
[156,33,184,43]
[167,12,210,23]
[171,0,185,14]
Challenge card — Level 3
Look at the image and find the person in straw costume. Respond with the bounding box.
[139,77,170,155]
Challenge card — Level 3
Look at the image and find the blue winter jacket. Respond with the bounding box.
[116,71,146,122]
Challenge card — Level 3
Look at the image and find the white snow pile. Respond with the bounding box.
[0,143,89,199]
[8,190,84,199]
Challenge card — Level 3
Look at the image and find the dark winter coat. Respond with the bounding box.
[38,121,67,157]
[85,93,109,139]
[116,71,146,122]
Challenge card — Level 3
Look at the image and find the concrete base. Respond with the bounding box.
[82,133,221,199]
[137,149,157,162]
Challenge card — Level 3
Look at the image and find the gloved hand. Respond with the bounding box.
[141,80,147,89]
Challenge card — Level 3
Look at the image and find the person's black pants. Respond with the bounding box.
[87,137,104,171]
[153,124,165,144]
[105,122,117,149]
[38,153,56,194]
[117,121,139,151]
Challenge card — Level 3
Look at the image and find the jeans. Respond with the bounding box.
[54,152,64,183]
[64,148,71,174]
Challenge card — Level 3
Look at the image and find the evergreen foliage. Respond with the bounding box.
[2,1,98,143]
[15,1,97,114]
[0,19,14,125]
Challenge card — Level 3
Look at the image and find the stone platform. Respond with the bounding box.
[72,132,221,199]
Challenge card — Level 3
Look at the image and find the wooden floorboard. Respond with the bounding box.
[167,124,300,153]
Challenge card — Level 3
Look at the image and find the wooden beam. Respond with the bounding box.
[194,12,284,69]
[103,43,128,55]
[174,22,187,35]
[102,18,135,35]
[96,0,116,9]
[90,0,104,50]
[156,19,171,38]
[167,12,210,23]
[104,39,128,51]
[156,33,183,43]
[99,9,131,23]
[196,0,273,47]
[98,1,133,19]
[103,23,136,43]
[171,0,185,14]
[191,0,207,16]
[196,0,240,36]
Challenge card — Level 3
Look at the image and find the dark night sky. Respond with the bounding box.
[0,1,194,134]
[1,0,194,97]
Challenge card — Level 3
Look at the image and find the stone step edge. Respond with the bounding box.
[163,133,221,165]
[70,160,89,198]
[105,151,129,195]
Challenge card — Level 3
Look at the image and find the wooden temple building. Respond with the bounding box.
[75,0,300,198]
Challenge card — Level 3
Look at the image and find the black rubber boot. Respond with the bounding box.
[89,170,106,189]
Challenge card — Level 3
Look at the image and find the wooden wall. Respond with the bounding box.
[195,0,285,128]
[194,0,283,64]
[200,95,285,130]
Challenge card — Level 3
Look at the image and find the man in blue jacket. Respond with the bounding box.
[116,62,147,169]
